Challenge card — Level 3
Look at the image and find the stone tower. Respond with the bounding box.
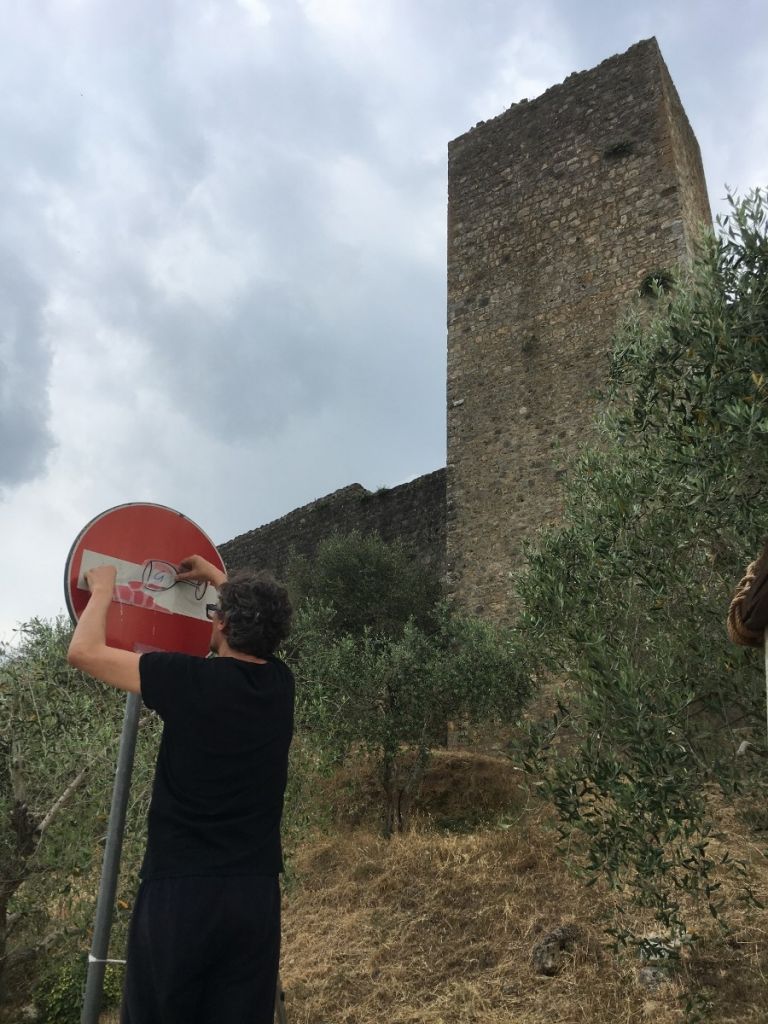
[445,38,711,618]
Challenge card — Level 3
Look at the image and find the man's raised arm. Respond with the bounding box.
[67,565,141,693]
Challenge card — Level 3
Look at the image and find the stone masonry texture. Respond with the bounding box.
[446,37,711,619]
[219,470,446,583]
[222,39,710,624]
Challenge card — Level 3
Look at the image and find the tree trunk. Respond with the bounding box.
[0,769,90,998]
[382,752,397,838]
[395,744,430,833]
[0,893,8,999]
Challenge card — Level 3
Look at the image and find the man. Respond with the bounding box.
[67,554,294,1024]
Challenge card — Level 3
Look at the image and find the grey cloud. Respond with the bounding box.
[1,0,765,515]
[0,0,475,486]
[86,237,445,455]
[68,76,447,450]
[0,256,54,485]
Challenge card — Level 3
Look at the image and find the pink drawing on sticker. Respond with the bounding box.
[114,583,172,613]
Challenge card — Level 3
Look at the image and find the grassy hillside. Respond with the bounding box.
[278,749,768,1024]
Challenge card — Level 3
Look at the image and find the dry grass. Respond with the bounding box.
[280,750,768,1024]
[309,747,530,833]
[91,749,768,1024]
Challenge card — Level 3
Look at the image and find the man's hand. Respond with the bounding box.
[176,555,227,589]
[85,564,117,594]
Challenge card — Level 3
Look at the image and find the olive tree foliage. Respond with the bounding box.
[287,530,441,637]
[0,618,158,1005]
[516,191,768,946]
[286,533,530,835]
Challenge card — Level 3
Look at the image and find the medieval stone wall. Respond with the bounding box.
[445,37,711,619]
[657,56,713,261]
[219,470,446,583]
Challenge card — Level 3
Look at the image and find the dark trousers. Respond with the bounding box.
[120,875,280,1024]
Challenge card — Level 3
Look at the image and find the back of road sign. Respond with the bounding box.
[64,503,226,657]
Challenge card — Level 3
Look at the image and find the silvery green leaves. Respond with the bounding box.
[513,190,768,948]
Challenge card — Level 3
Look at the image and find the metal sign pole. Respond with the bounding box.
[275,974,288,1023]
[81,690,141,1024]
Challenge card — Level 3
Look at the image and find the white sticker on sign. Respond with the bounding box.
[77,549,216,622]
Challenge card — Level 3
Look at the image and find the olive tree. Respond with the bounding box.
[287,533,530,834]
[287,530,441,637]
[516,190,768,946]
[0,618,158,1009]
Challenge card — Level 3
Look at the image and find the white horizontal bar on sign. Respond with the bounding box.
[77,550,146,590]
[77,549,216,622]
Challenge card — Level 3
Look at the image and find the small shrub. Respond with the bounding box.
[35,956,123,1024]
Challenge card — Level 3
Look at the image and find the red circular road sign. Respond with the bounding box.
[64,503,226,656]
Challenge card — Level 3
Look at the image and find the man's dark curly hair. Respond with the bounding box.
[217,570,292,658]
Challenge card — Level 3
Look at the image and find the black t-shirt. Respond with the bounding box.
[139,652,294,880]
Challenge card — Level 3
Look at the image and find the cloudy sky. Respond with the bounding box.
[1,0,766,640]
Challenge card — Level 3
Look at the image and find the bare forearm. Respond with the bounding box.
[66,576,141,692]
[67,585,113,666]
[206,565,227,589]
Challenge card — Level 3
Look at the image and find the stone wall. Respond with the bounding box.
[445,37,711,619]
[219,469,446,582]
[657,54,713,261]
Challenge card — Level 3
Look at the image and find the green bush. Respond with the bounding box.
[0,618,158,1008]
[286,530,441,639]
[35,955,123,1024]
[290,598,530,835]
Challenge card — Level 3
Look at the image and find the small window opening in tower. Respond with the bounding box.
[639,269,675,297]
[603,139,635,160]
